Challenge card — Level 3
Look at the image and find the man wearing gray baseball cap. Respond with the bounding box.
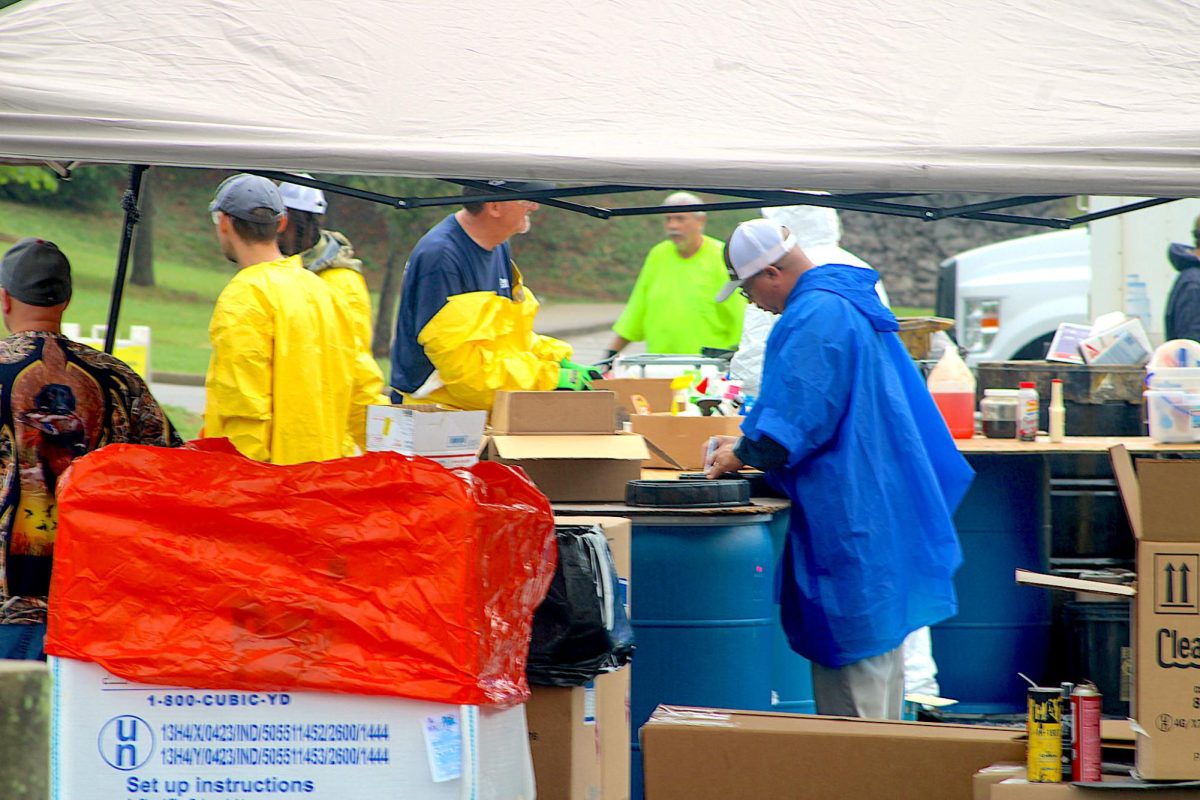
[703,218,973,720]
[0,238,180,659]
[205,174,379,464]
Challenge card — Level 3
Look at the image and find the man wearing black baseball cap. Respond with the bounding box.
[388,180,599,410]
[205,174,380,464]
[0,238,180,659]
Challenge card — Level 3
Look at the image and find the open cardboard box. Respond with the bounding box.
[483,434,647,502]
[1015,444,1200,781]
[591,378,675,416]
[630,414,743,470]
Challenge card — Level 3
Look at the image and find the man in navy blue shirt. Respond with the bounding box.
[389,182,578,411]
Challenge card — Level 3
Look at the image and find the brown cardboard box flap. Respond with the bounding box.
[1110,444,1143,542]
[1135,459,1200,543]
[489,434,648,461]
[491,391,617,435]
[592,378,675,415]
[630,414,743,470]
[645,705,1027,741]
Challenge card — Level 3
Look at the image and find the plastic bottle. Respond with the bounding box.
[1049,379,1065,442]
[926,347,977,439]
[1018,381,1040,442]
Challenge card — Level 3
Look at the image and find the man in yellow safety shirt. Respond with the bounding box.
[389,181,596,410]
[205,174,378,464]
[606,192,748,358]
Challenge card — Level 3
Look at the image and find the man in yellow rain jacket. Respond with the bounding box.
[276,180,386,454]
[389,181,589,410]
[205,174,378,464]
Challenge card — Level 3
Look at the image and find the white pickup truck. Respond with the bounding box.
[936,198,1200,365]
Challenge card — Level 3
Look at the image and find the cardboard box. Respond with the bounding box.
[1018,447,1200,780]
[592,379,675,416]
[484,435,648,501]
[555,516,633,800]
[491,391,617,435]
[596,668,630,800]
[526,671,630,800]
[974,764,1027,800]
[640,706,1025,800]
[51,657,535,800]
[366,404,487,468]
[630,414,743,470]
[990,778,1189,800]
[526,685,601,800]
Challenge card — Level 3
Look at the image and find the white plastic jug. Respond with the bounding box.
[926,347,977,439]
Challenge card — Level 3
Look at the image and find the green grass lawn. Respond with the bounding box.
[0,198,229,374]
[161,403,203,440]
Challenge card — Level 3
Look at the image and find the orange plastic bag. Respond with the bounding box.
[46,444,556,705]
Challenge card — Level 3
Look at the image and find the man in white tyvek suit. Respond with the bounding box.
[728,202,941,700]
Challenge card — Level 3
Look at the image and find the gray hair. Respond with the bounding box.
[662,191,706,218]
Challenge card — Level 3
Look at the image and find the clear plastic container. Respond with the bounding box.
[981,389,1019,439]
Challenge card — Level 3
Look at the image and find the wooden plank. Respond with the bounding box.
[956,436,1200,454]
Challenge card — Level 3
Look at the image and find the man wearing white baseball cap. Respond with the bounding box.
[705,218,973,719]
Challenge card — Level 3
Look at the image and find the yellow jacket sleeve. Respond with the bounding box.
[531,333,572,363]
[418,290,564,410]
[205,280,273,462]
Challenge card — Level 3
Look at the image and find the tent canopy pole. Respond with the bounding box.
[103,164,147,354]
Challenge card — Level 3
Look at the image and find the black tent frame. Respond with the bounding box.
[100,164,1182,354]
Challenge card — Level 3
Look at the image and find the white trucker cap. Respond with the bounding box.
[277,180,328,214]
[716,218,796,302]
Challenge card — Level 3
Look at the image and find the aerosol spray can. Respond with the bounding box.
[1071,683,1103,782]
[1027,687,1063,783]
[1060,682,1074,780]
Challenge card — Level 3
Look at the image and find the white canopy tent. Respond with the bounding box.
[1,0,1199,196]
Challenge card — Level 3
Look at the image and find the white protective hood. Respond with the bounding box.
[1,0,1198,195]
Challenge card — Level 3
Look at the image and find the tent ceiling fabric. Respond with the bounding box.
[1,0,1198,195]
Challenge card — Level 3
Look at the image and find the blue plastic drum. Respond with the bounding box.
[931,453,1051,713]
[629,514,775,799]
[766,507,816,714]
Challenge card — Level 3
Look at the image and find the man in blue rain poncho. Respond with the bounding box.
[705,218,974,719]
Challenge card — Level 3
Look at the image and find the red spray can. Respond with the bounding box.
[1071,683,1102,782]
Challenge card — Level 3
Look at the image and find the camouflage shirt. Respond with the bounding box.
[0,332,181,623]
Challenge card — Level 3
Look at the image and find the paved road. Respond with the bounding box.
[151,303,637,414]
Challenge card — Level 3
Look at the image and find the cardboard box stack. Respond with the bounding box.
[1016,445,1200,782]
[483,391,648,501]
[532,516,633,800]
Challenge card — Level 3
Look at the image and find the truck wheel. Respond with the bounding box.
[1010,332,1055,360]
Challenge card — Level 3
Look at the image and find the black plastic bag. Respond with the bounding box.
[527,524,635,686]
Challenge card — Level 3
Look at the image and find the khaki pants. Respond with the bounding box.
[812,646,904,719]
